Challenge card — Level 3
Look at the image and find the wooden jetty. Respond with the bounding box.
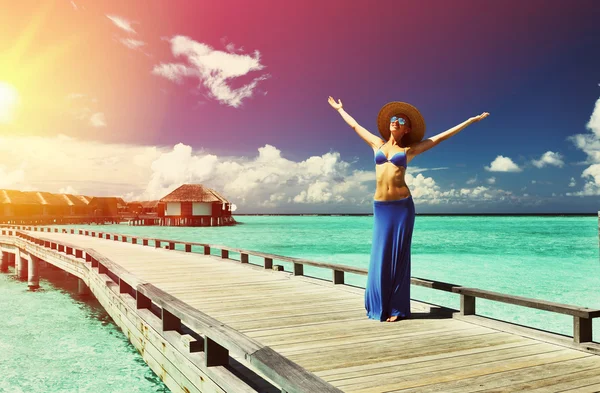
[1,225,600,393]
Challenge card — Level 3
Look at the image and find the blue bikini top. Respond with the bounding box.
[374,145,407,168]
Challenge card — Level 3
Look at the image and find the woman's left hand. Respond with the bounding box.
[470,112,490,122]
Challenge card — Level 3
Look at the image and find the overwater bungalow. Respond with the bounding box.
[158,184,235,226]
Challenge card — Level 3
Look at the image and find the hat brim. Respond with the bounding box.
[377,102,426,146]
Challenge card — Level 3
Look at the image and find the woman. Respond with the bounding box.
[328,96,489,322]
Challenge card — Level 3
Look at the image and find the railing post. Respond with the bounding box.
[205,337,229,367]
[162,309,181,332]
[461,294,476,315]
[137,291,152,309]
[119,278,132,295]
[264,257,273,270]
[293,262,304,276]
[185,244,192,252]
[574,316,593,343]
[241,253,249,263]
[203,246,210,255]
[155,240,161,248]
[0,251,8,273]
[221,249,229,259]
[169,242,175,250]
[333,270,344,285]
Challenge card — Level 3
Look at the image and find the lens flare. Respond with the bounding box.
[0,82,20,124]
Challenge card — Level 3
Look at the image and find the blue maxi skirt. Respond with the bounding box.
[365,196,415,321]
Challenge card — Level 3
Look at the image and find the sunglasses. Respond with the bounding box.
[390,116,406,125]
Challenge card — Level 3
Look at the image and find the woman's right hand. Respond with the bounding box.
[328,96,343,111]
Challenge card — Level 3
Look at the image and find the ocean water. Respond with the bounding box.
[0,270,169,393]
[1,215,599,391]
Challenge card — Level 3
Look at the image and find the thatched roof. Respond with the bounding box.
[61,194,89,207]
[75,195,93,204]
[160,184,230,203]
[36,192,71,206]
[0,190,40,205]
[88,197,120,206]
[139,200,159,208]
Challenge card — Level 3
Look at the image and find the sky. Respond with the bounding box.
[0,0,599,214]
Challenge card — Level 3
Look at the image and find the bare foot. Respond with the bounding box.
[388,316,400,322]
[385,317,390,322]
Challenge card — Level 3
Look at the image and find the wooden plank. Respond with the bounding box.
[381,356,600,393]
[289,333,528,373]
[316,341,536,380]
[335,346,572,391]
[476,365,600,392]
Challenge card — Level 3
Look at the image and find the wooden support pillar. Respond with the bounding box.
[162,309,181,332]
[137,291,151,309]
[221,249,229,259]
[333,270,344,285]
[15,249,27,280]
[460,294,476,315]
[205,337,229,367]
[28,255,40,290]
[264,257,273,270]
[293,263,304,276]
[0,251,8,273]
[574,316,593,344]
[185,244,192,252]
[203,246,210,255]
[241,253,249,264]
[169,242,175,250]
[78,279,90,296]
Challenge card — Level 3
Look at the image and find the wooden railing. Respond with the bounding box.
[2,224,599,346]
[3,228,342,393]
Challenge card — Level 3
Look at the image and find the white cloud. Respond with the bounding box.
[120,38,146,50]
[58,185,79,195]
[152,35,270,108]
[568,98,600,196]
[0,136,525,212]
[485,155,522,172]
[67,95,107,128]
[152,64,199,83]
[532,151,564,168]
[0,135,161,196]
[569,177,576,187]
[89,112,106,127]
[106,15,136,34]
[486,177,496,184]
[466,176,477,185]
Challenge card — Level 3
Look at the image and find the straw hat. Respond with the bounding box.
[377,102,426,146]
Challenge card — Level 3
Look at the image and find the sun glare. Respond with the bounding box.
[0,82,20,124]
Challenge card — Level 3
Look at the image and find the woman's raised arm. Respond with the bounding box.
[407,112,489,157]
[329,96,383,149]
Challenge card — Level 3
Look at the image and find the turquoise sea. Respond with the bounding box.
[1,215,599,392]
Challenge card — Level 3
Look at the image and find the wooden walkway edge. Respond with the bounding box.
[1,225,600,393]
